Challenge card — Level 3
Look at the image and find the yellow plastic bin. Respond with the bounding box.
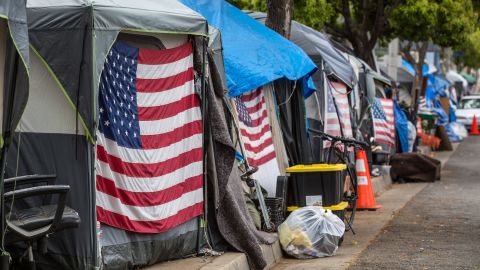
[286,164,346,208]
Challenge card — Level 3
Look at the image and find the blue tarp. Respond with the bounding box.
[394,101,409,153]
[433,100,462,142]
[425,74,450,107]
[401,59,432,76]
[180,0,317,97]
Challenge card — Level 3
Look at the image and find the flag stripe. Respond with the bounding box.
[240,124,270,141]
[97,188,203,221]
[245,110,268,127]
[97,133,202,164]
[96,41,203,233]
[138,42,193,65]
[372,98,395,146]
[243,138,274,154]
[96,174,203,207]
[245,98,266,115]
[235,87,280,196]
[323,78,353,149]
[138,94,200,121]
[141,120,202,150]
[139,107,201,135]
[136,80,194,107]
[248,150,277,167]
[136,67,194,93]
[240,89,261,102]
[137,55,193,79]
[96,159,203,193]
[238,115,269,134]
[97,146,202,178]
[96,203,203,234]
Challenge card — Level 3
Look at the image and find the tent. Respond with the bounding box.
[446,70,468,88]
[181,0,316,192]
[247,11,356,90]
[4,1,209,269]
[180,0,317,97]
[0,0,30,260]
[0,0,29,154]
[461,72,476,85]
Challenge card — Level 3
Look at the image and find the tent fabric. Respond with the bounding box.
[394,101,409,153]
[425,74,450,108]
[446,70,468,88]
[401,59,436,76]
[460,72,476,84]
[180,0,317,97]
[248,11,356,89]
[26,0,208,136]
[8,2,209,269]
[0,0,29,148]
[0,0,29,70]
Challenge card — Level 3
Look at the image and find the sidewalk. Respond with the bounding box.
[147,146,458,270]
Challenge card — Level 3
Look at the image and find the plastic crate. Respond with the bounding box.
[286,164,346,207]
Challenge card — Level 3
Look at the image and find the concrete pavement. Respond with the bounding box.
[349,136,480,269]
[146,143,459,270]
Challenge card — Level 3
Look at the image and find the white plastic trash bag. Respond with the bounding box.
[278,206,345,259]
[450,122,468,139]
[407,121,417,152]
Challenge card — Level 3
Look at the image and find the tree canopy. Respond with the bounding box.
[229,0,479,73]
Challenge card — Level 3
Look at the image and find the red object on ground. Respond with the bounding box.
[355,150,382,210]
[470,115,480,136]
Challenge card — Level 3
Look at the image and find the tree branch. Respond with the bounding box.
[341,0,353,31]
[361,0,370,31]
[368,0,385,49]
[325,23,349,39]
[400,41,415,66]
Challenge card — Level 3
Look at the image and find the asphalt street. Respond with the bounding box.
[349,136,480,270]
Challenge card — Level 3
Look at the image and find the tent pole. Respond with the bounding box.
[197,35,208,254]
[0,34,19,251]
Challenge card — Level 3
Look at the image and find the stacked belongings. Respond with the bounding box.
[390,153,441,182]
[249,12,357,210]
[3,1,218,269]
[249,13,364,227]
[181,0,317,269]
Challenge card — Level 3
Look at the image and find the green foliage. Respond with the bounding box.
[293,0,334,30]
[455,30,480,69]
[390,0,476,47]
[227,0,266,12]
[227,0,333,30]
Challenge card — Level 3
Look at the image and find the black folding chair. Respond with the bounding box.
[3,175,81,270]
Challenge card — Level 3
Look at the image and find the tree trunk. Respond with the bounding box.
[355,44,377,71]
[411,70,423,107]
[265,0,293,38]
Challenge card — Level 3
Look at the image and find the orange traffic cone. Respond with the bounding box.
[416,117,423,136]
[355,150,382,210]
[470,115,480,136]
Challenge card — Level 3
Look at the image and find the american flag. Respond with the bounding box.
[323,78,353,148]
[95,42,203,233]
[235,87,279,196]
[372,98,395,146]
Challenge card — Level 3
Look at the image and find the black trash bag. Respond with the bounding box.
[390,153,441,182]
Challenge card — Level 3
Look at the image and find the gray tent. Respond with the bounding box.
[247,11,356,89]
[0,0,29,153]
[4,1,208,269]
[0,0,30,259]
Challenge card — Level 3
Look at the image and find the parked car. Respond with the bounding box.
[456,95,480,129]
